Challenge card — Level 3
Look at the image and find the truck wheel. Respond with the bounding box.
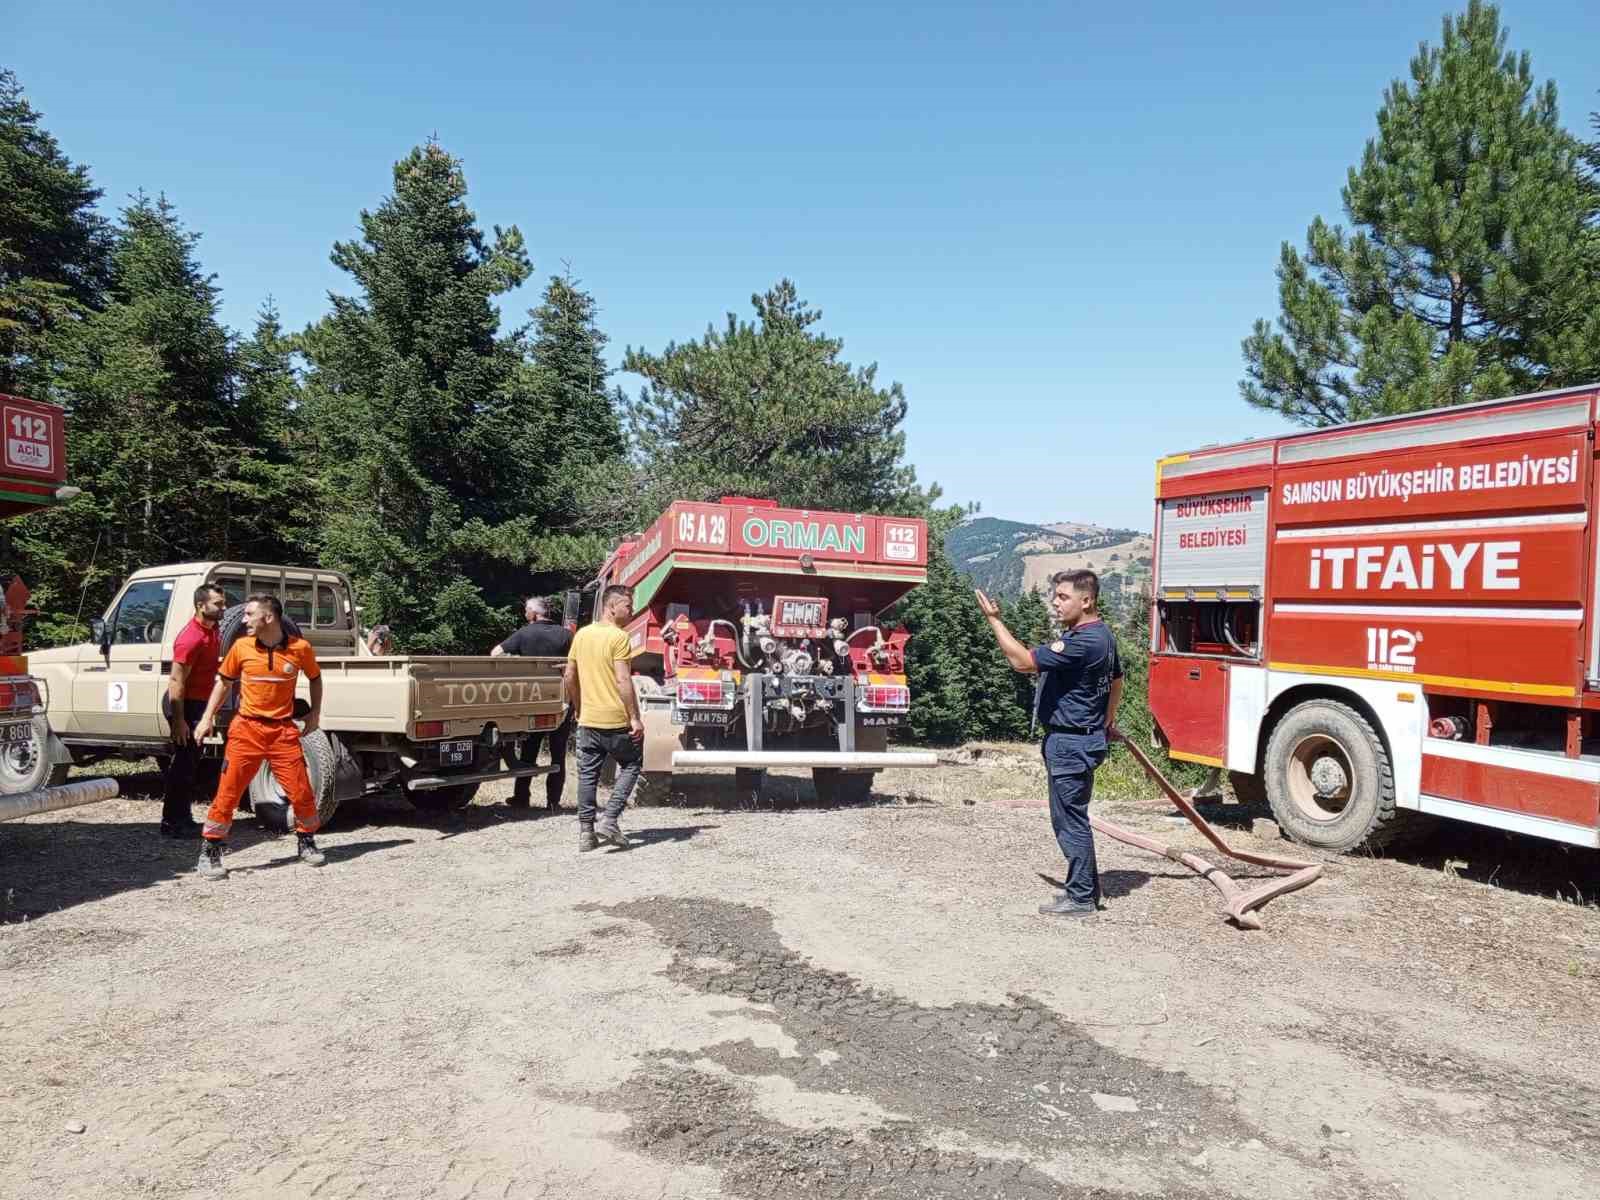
[409,780,480,813]
[1263,700,1428,853]
[0,716,52,794]
[251,730,342,833]
[218,604,302,653]
[1227,770,1268,808]
[632,772,674,807]
[813,768,874,806]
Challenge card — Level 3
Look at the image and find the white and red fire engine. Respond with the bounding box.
[1148,383,1600,852]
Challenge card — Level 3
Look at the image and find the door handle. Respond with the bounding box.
[85,665,107,673]
[1187,668,1202,681]
[139,663,155,671]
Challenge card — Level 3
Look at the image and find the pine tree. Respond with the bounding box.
[624,280,934,521]
[1242,2,1600,426]
[527,268,624,478]
[10,197,250,637]
[0,68,112,394]
[297,142,546,652]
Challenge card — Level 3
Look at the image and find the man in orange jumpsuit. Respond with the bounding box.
[192,593,326,879]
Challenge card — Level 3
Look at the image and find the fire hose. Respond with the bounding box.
[1095,731,1324,930]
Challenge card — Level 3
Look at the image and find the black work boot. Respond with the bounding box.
[596,816,628,848]
[1038,895,1098,917]
[160,816,201,839]
[578,825,598,853]
[297,833,326,867]
[196,839,228,880]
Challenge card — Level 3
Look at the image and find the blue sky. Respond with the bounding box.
[10,1,1600,529]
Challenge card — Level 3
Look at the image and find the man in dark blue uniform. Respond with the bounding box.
[977,569,1124,917]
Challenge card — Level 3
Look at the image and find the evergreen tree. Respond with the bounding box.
[229,301,312,561]
[527,267,624,478]
[297,142,546,652]
[894,527,979,744]
[1242,1,1600,426]
[624,280,934,521]
[10,197,266,637]
[0,68,112,394]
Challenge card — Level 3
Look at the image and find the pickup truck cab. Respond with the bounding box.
[29,562,567,817]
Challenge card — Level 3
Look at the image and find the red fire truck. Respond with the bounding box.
[1148,383,1600,853]
[1,392,117,819]
[582,497,937,804]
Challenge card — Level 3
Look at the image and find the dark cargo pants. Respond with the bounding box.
[1042,731,1108,906]
[575,725,641,828]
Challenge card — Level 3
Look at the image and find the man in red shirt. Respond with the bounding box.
[159,584,226,837]
[192,593,326,879]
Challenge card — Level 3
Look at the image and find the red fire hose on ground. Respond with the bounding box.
[995,732,1324,930]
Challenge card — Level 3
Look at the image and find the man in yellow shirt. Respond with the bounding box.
[563,584,644,852]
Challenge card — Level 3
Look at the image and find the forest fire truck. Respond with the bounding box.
[0,392,117,820]
[1148,383,1600,853]
[583,498,938,804]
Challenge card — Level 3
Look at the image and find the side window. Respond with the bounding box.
[285,584,313,627]
[315,585,344,627]
[111,579,176,645]
[213,574,247,607]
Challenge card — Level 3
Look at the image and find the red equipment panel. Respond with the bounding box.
[1147,656,1228,764]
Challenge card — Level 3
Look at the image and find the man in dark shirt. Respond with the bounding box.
[159,584,227,837]
[977,569,1124,917]
[492,598,574,809]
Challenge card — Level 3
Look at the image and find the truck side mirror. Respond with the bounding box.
[91,618,110,659]
[562,590,583,631]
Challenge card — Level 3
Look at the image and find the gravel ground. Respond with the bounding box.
[1,746,1597,1199]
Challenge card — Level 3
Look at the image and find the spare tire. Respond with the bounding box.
[0,715,52,794]
[251,730,343,833]
[218,603,302,655]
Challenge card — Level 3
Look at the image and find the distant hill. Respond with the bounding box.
[943,516,1153,607]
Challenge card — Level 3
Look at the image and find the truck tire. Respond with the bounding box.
[1227,769,1268,808]
[251,730,342,833]
[218,604,302,653]
[813,768,874,806]
[0,716,52,794]
[632,771,674,807]
[1262,700,1429,853]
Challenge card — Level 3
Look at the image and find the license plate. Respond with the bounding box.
[675,709,732,727]
[439,739,474,765]
[2,723,30,743]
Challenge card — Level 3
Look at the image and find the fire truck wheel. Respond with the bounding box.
[250,730,342,832]
[1264,700,1401,852]
[1226,770,1267,808]
[632,772,674,807]
[0,715,52,793]
[813,768,874,806]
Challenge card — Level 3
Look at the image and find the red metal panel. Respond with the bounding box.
[1271,523,1586,605]
[668,502,732,552]
[1420,753,1599,827]
[1274,432,1586,525]
[1268,609,1582,697]
[1148,656,1228,763]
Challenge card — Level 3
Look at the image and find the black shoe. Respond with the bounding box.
[578,827,598,853]
[545,797,561,812]
[1039,896,1098,917]
[296,833,327,867]
[596,818,628,848]
[160,818,201,839]
[507,794,531,810]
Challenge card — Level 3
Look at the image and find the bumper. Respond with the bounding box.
[0,776,120,823]
[670,750,938,770]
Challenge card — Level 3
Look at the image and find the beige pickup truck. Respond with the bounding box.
[29,562,567,825]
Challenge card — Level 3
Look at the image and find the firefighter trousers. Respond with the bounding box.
[204,716,319,840]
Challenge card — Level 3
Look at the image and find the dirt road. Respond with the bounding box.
[3,750,1597,1199]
